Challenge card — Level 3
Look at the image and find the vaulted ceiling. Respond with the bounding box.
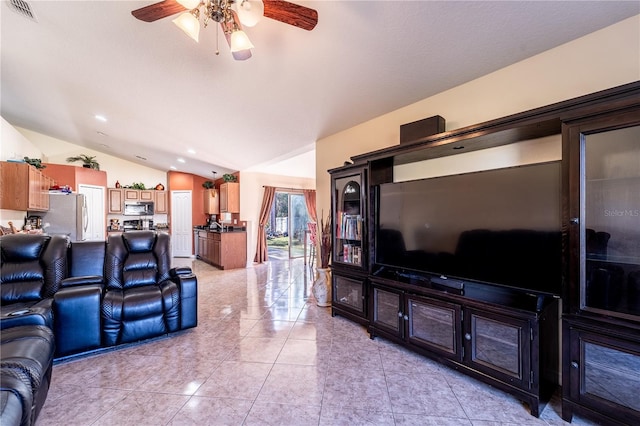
[2,1,638,178]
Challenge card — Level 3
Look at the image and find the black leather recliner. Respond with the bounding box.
[102,231,197,346]
[0,234,68,329]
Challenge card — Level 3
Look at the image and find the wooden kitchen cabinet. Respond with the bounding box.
[139,190,154,201]
[0,162,51,211]
[155,191,168,214]
[123,189,153,201]
[203,189,219,215]
[123,189,154,201]
[220,182,239,213]
[108,188,124,214]
[196,230,246,269]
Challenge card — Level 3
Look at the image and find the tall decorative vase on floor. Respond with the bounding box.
[313,213,332,307]
[313,267,332,307]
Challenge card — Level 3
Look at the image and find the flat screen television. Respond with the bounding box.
[374,161,562,295]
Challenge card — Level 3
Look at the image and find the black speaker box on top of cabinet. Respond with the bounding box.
[400,115,446,144]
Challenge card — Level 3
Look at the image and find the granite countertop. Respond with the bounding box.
[194,226,246,233]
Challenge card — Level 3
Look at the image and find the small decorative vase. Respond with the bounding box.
[312,267,332,307]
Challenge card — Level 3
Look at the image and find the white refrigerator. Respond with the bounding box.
[40,193,88,241]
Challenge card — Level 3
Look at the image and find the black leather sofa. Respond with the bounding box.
[0,231,198,425]
[53,232,198,357]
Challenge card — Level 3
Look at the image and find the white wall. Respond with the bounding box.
[240,172,315,265]
[16,127,167,188]
[315,15,640,216]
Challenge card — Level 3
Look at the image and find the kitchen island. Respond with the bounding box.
[195,228,247,270]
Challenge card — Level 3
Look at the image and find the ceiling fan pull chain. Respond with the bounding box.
[215,23,220,55]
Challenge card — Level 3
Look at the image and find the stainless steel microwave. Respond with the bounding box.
[124,201,154,216]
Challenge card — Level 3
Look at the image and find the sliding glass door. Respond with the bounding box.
[267,191,310,259]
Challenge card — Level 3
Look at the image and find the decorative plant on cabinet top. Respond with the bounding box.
[66,154,100,170]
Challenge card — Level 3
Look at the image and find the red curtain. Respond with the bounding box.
[303,190,317,223]
[254,186,276,263]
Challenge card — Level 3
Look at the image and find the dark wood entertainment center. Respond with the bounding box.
[329,81,640,423]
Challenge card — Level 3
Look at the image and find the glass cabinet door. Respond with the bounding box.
[567,327,640,417]
[333,172,365,267]
[464,308,530,390]
[333,274,365,316]
[581,125,640,319]
[372,285,402,336]
[407,296,462,361]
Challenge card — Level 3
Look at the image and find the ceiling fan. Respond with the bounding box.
[131,0,318,60]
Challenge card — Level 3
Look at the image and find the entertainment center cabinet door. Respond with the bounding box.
[370,284,404,339]
[332,273,366,318]
[463,308,531,392]
[331,166,366,269]
[406,295,462,362]
[563,322,640,424]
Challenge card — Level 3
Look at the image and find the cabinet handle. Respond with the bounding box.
[403,315,409,320]
[570,217,579,225]
[397,312,403,318]
[571,361,579,369]
[464,333,471,341]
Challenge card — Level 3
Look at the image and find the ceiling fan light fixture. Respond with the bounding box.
[173,12,200,42]
[236,0,264,27]
[229,29,254,52]
[176,0,201,10]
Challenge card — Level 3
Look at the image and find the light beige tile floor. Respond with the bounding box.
[37,258,599,426]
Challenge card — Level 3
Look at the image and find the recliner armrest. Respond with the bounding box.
[60,275,104,288]
[170,267,193,277]
[169,272,197,330]
[53,284,103,357]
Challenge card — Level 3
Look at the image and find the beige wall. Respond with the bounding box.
[0,118,45,227]
[240,172,315,265]
[315,15,640,217]
[1,117,42,161]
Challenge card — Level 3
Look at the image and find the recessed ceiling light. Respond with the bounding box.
[170,166,177,170]
[187,149,196,154]
[177,158,186,163]
[94,114,107,122]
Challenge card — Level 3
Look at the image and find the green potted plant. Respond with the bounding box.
[222,173,238,182]
[202,180,214,189]
[23,157,46,170]
[66,154,100,170]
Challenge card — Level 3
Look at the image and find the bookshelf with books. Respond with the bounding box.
[330,163,369,324]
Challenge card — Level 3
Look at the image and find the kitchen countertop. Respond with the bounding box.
[194,226,246,233]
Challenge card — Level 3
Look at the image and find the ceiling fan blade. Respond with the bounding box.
[263,1,318,31]
[131,0,186,22]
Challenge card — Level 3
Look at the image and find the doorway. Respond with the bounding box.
[267,191,310,260]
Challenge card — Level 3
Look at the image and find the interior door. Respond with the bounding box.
[171,190,193,257]
[78,184,105,241]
